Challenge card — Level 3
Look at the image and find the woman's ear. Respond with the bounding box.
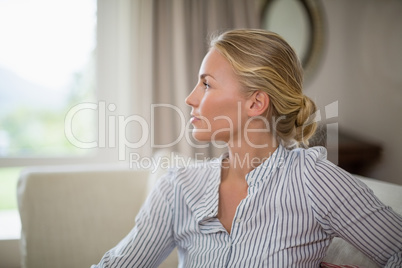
[247,91,270,117]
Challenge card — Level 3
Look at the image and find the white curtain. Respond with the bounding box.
[126,0,260,159]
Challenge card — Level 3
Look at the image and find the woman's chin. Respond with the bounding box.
[191,133,211,142]
[190,128,215,142]
[191,132,229,146]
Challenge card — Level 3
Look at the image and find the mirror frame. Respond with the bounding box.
[260,0,326,84]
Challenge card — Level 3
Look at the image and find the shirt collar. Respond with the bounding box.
[245,144,286,187]
[194,145,287,229]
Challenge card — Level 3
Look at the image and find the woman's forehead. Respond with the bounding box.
[199,48,235,81]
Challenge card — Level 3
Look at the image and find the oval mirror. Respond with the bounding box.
[261,0,325,85]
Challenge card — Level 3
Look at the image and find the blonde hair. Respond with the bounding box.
[210,29,317,148]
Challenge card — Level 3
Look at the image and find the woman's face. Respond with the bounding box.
[185,48,249,143]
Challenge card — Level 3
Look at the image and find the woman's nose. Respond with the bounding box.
[185,87,198,107]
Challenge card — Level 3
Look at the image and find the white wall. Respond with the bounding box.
[306,0,402,184]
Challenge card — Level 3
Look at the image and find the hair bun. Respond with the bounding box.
[294,95,317,147]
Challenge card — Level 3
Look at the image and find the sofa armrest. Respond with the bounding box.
[17,165,150,268]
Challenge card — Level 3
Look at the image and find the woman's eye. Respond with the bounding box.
[203,82,210,89]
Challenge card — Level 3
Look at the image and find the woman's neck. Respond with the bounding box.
[222,132,278,183]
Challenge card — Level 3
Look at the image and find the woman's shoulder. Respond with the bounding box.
[282,145,359,185]
[286,145,327,161]
[277,145,329,171]
[284,145,347,176]
[289,146,367,197]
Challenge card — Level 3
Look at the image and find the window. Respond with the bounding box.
[0,0,97,158]
[0,0,97,239]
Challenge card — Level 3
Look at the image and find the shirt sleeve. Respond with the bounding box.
[91,169,176,268]
[302,147,402,267]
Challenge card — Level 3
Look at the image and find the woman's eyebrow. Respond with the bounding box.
[200,73,216,80]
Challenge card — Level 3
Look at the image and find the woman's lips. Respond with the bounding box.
[190,115,200,124]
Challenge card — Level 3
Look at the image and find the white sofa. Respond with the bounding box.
[17,161,402,268]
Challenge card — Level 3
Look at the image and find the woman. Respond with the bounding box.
[93,29,401,267]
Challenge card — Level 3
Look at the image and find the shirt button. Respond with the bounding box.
[235,218,242,223]
[227,241,232,248]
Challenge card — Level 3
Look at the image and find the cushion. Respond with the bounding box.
[320,262,364,268]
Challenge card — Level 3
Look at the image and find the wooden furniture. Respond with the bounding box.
[336,132,382,176]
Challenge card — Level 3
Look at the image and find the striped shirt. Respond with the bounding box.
[93,145,402,267]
